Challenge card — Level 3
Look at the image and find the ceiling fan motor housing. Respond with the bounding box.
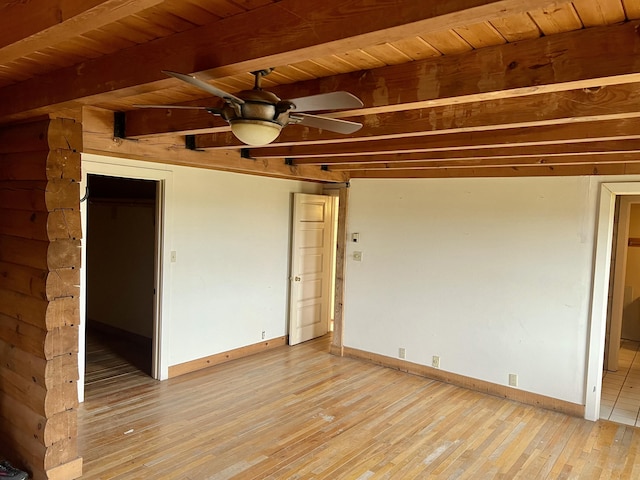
[221,89,291,127]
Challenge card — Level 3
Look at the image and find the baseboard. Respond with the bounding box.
[168,336,288,378]
[342,346,585,418]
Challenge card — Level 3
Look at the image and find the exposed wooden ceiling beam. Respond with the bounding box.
[0,0,567,122]
[128,20,640,140]
[242,118,640,159]
[192,82,640,149]
[349,164,640,179]
[296,140,640,166]
[329,152,640,170]
[0,0,165,65]
[82,107,346,182]
[125,108,228,139]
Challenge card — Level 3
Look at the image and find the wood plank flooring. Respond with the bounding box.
[84,326,152,386]
[79,334,640,479]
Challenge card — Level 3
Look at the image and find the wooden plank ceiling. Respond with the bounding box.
[2,0,640,182]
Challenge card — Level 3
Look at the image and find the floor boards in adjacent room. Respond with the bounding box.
[79,334,640,479]
[84,326,152,388]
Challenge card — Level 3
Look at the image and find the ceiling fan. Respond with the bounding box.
[137,69,364,146]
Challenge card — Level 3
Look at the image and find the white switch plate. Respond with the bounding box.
[170,251,177,262]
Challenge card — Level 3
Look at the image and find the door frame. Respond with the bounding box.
[605,196,640,372]
[79,155,174,402]
[288,193,335,345]
[587,182,640,420]
[323,184,349,355]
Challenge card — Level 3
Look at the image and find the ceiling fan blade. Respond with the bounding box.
[291,113,362,134]
[287,91,363,112]
[162,70,245,105]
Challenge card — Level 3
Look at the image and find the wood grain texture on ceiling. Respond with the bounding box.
[2,0,640,181]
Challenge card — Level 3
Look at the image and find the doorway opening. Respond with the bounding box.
[83,174,159,395]
[588,182,640,421]
[601,195,640,425]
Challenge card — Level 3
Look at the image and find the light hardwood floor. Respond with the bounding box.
[79,334,640,479]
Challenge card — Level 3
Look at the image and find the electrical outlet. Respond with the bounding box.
[509,373,518,387]
[261,331,266,340]
[353,251,363,261]
[399,347,406,359]
[432,355,440,368]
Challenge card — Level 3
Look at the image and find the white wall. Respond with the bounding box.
[87,201,155,338]
[81,155,321,375]
[79,153,640,413]
[168,166,320,365]
[343,176,598,404]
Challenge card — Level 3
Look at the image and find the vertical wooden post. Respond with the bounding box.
[326,185,349,356]
[0,118,83,480]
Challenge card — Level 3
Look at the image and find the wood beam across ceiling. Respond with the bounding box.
[219,118,640,160]
[0,0,165,65]
[295,140,640,166]
[0,0,568,122]
[196,117,638,155]
[127,19,640,141]
[329,152,640,170]
[82,107,347,183]
[192,82,640,150]
[349,163,640,179]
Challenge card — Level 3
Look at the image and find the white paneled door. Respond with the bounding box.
[289,193,334,345]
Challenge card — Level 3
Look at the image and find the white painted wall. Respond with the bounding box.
[78,153,640,416]
[168,166,321,364]
[87,201,155,338]
[344,176,598,405]
[81,154,321,378]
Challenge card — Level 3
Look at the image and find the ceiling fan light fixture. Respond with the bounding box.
[230,119,282,146]
[149,70,363,145]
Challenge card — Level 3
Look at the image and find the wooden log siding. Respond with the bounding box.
[0,118,82,480]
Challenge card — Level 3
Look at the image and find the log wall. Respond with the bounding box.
[0,118,83,480]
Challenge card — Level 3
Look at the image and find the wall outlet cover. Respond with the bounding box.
[432,355,440,368]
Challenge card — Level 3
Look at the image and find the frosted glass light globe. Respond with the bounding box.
[231,120,282,146]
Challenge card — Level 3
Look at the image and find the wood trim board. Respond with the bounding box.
[168,336,288,378]
[342,346,585,418]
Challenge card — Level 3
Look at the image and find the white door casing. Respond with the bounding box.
[588,182,640,421]
[289,193,333,345]
[79,155,173,402]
